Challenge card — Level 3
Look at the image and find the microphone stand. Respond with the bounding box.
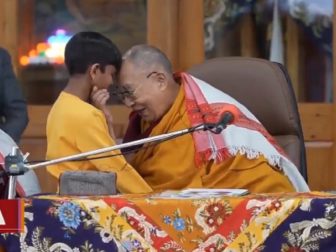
[4,110,234,200]
[4,124,208,199]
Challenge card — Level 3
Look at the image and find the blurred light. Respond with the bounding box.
[20,29,72,66]
[20,56,29,66]
[28,49,37,57]
[36,42,49,54]
[56,29,66,36]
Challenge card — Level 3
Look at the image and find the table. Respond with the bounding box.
[1,192,336,251]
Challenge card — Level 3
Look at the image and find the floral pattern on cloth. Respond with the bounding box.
[261,198,336,251]
[0,198,119,252]
[0,192,335,251]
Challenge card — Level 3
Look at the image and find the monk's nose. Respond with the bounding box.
[123,97,135,107]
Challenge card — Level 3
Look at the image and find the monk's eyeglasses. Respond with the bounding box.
[112,71,160,101]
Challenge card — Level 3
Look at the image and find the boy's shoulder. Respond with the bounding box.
[50,92,104,122]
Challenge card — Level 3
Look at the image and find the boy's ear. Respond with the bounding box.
[89,63,100,79]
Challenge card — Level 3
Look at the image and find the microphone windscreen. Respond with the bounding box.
[217,104,239,123]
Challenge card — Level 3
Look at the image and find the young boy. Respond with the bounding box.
[46,31,152,193]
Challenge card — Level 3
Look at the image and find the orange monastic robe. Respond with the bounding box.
[130,87,295,193]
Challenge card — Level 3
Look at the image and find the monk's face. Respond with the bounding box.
[118,61,169,122]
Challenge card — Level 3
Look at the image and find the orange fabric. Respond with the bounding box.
[46,92,152,194]
[131,87,295,193]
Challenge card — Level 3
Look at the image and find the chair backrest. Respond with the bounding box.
[188,57,307,181]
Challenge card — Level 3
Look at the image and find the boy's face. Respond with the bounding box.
[91,64,117,89]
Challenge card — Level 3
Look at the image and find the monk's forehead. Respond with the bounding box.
[125,58,156,71]
[121,61,157,80]
[118,63,145,88]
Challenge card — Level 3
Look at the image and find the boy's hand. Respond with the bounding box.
[91,86,110,111]
[90,86,116,139]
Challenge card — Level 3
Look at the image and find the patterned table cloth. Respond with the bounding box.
[1,192,336,251]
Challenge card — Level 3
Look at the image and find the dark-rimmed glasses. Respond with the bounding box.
[111,71,160,101]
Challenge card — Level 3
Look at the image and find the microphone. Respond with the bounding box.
[204,111,235,134]
[214,111,234,134]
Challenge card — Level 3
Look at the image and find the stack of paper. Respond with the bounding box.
[152,188,249,199]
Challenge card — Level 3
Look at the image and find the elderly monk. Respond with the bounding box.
[114,45,309,193]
